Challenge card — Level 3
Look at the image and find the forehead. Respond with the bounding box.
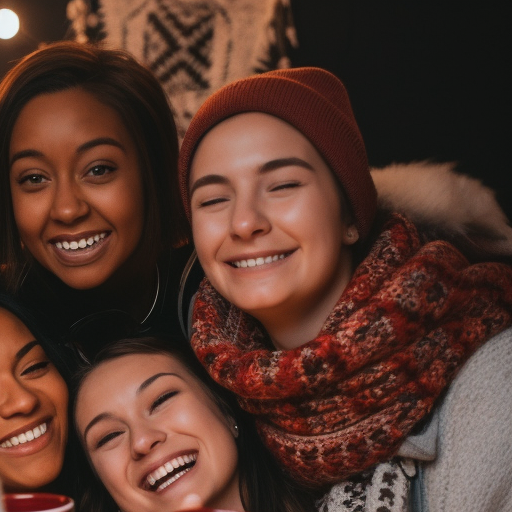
[80,353,195,398]
[199,112,310,150]
[10,87,131,152]
[191,112,325,176]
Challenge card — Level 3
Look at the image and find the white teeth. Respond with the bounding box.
[0,422,47,449]
[54,232,107,251]
[234,253,287,268]
[146,453,197,490]
[157,467,192,492]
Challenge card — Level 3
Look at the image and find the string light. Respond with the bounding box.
[0,8,20,40]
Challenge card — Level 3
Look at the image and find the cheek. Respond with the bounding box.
[192,214,223,262]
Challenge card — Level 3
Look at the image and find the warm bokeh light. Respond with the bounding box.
[0,8,20,39]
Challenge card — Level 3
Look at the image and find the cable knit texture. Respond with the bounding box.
[414,327,512,511]
[190,213,512,487]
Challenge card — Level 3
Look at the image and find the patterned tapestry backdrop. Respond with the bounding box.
[67,0,297,140]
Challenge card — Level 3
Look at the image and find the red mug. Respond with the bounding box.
[2,493,74,512]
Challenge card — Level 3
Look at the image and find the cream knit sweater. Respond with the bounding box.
[402,327,512,511]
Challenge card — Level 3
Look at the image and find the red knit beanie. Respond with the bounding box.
[179,67,377,239]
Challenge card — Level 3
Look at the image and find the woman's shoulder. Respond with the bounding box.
[413,327,512,511]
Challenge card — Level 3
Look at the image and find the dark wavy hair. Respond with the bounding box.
[0,290,79,497]
[72,336,319,512]
[0,41,189,292]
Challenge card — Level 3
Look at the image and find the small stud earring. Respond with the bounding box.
[234,424,239,438]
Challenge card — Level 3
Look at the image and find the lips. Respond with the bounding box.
[142,452,197,492]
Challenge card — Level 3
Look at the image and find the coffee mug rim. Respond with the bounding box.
[3,492,74,512]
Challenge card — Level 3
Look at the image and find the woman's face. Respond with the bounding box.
[0,307,68,491]
[189,113,358,349]
[9,87,145,290]
[76,353,242,512]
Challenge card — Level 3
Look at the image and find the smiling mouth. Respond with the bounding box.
[230,251,293,268]
[53,232,108,251]
[0,422,48,448]
[143,453,197,492]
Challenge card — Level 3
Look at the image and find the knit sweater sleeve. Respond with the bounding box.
[420,327,512,512]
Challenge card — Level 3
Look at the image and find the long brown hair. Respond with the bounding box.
[0,41,189,292]
[72,337,320,512]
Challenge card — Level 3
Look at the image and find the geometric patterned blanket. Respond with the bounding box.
[71,0,297,139]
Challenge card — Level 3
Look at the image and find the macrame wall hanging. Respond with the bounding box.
[67,0,297,140]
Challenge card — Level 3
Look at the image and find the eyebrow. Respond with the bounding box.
[82,372,179,442]
[9,137,126,168]
[189,157,314,196]
[15,340,40,361]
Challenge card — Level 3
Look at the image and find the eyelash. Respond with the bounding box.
[18,174,47,186]
[97,431,123,449]
[199,197,228,208]
[150,391,178,413]
[20,361,50,377]
[270,181,301,191]
[87,164,116,177]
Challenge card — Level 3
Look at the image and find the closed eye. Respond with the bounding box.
[270,181,301,191]
[198,197,229,208]
[150,391,178,413]
[97,431,124,448]
[20,361,50,377]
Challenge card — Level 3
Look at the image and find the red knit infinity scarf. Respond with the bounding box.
[190,214,512,487]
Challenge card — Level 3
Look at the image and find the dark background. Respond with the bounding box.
[1,1,509,218]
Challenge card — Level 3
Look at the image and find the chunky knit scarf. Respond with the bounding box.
[190,213,512,487]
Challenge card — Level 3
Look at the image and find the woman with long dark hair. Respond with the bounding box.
[73,336,318,512]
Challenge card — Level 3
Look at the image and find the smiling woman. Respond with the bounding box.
[0,41,198,360]
[0,292,71,494]
[73,337,318,512]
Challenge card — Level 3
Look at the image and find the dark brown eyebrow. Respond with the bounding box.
[137,372,179,394]
[83,412,115,443]
[82,372,180,442]
[189,157,314,196]
[10,137,126,168]
[15,340,40,361]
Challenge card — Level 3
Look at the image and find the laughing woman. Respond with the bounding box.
[178,67,512,510]
[0,41,198,360]
[73,337,317,512]
[0,291,73,495]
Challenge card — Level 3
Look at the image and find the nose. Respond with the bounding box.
[50,178,90,224]
[0,378,39,419]
[229,196,271,240]
[130,423,167,459]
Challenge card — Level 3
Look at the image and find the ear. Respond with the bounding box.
[342,225,359,245]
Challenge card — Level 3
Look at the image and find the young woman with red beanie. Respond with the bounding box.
[178,67,512,511]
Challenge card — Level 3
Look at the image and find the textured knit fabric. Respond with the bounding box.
[178,66,377,239]
[407,327,512,512]
[190,213,512,487]
[318,459,415,512]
